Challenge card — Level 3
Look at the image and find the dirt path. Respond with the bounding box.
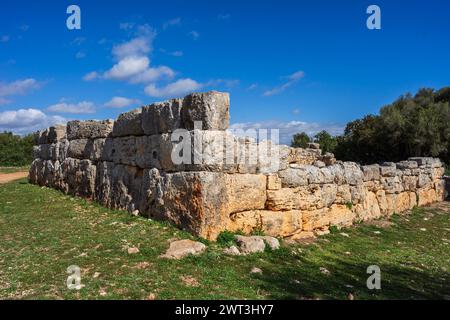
[0,172,29,184]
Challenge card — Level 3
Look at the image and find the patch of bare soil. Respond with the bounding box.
[0,172,28,184]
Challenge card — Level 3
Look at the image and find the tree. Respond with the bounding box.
[0,131,35,166]
[291,132,311,148]
[333,87,450,164]
[313,130,337,154]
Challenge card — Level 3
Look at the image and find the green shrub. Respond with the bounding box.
[0,131,35,167]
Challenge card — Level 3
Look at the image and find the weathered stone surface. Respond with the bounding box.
[142,99,183,135]
[28,91,447,242]
[67,120,114,140]
[112,108,144,137]
[223,246,240,255]
[67,139,89,159]
[48,125,67,143]
[181,91,230,131]
[160,239,206,259]
[235,235,265,254]
[228,210,302,237]
[362,164,380,181]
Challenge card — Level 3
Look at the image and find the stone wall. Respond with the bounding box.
[29,91,446,240]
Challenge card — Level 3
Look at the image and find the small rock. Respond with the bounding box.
[127,247,140,254]
[373,231,381,235]
[258,236,280,250]
[420,228,427,232]
[251,267,262,274]
[147,293,156,300]
[340,232,350,238]
[235,235,266,254]
[180,275,199,287]
[320,267,330,275]
[93,272,101,279]
[315,229,330,236]
[348,293,354,300]
[223,246,240,255]
[132,210,139,216]
[160,239,206,259]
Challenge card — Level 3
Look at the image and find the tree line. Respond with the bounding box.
[0,132,35,167]
[291,87,450,168]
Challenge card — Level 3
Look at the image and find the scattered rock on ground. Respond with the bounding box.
[160,239,206,259]
[127,247,140,254]
[223,245,240,255]
[250,267,262,274]
[234,235,266,254]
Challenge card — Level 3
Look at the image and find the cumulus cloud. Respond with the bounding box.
[1,35,9,42]
[112,36,153,60]
[0,78,42,100]
[0,108,66,135]
[145,78,202,98]
[104,56,150,80]
[75,51,86,59]
[230,120,344,145]
[263,70,305,96]
[47,101,95,114]
[104,96,141,108]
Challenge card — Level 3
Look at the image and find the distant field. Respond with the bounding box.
[0,179,449,300]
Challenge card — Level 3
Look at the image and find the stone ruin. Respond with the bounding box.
[29,91,447,240]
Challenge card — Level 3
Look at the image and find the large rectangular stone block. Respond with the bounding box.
[141,98,183,135]
[67,120,113,140]
[112,108,144,137]
[181,91,229,131]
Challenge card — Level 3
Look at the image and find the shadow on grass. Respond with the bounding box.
[256,254,450,300]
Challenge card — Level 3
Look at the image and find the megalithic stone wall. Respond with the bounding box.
[29,91,447,240]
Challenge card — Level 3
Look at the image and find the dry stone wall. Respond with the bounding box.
[29,91,446,240]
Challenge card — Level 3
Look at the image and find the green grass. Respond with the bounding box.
[0,166,29,174]
[1,179,449,300]
[445,164,450,176]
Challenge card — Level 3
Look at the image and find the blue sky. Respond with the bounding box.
[1,0,450,143]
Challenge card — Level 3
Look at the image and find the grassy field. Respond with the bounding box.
[0,179,449,300]
[0,166,29,174]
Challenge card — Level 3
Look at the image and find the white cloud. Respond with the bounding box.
[1,35,9,42]
[145,78,202,98]
[163,18,181,30]
[247,83,258,91]
[83,71,99,81]
[112,35,154,60]
[0,78,41,98]
[188,31,200,40]
[104,96,141,108]
[128,65,175,84]
[47,101,95,114]
[0,108,66,135]
[230,120,344,145]
[119,22,135,30]
[104,56,150,80]
[263,70,305,96]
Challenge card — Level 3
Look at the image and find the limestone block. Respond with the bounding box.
[343,162,363,185]
[417,173,432,188]
[278,166,308,187]
[380,162,397,177]
[266,175,282,190]
[302,208,330,231]
[225,174,267,213]
[142,98,183,135]
[112,136,137,166]
[228,210,302,237]
[381,176,403,194]
[67,120,113,140]
[402,175,418,191]
[112,108,144,137]
[181,91,230,131]
[328,204,356,227]
[67,139,89,159]
[396,160,418,170]
[335,184,352,204]
[47,125,66,143]
[361,164,380,181]
[266,188,299,211]
[417,188,437,206]
[358,191,381,221]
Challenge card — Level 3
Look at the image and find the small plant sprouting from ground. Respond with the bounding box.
[216,230,238,247]
[345,201,353,210]
[329,225,339,234]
